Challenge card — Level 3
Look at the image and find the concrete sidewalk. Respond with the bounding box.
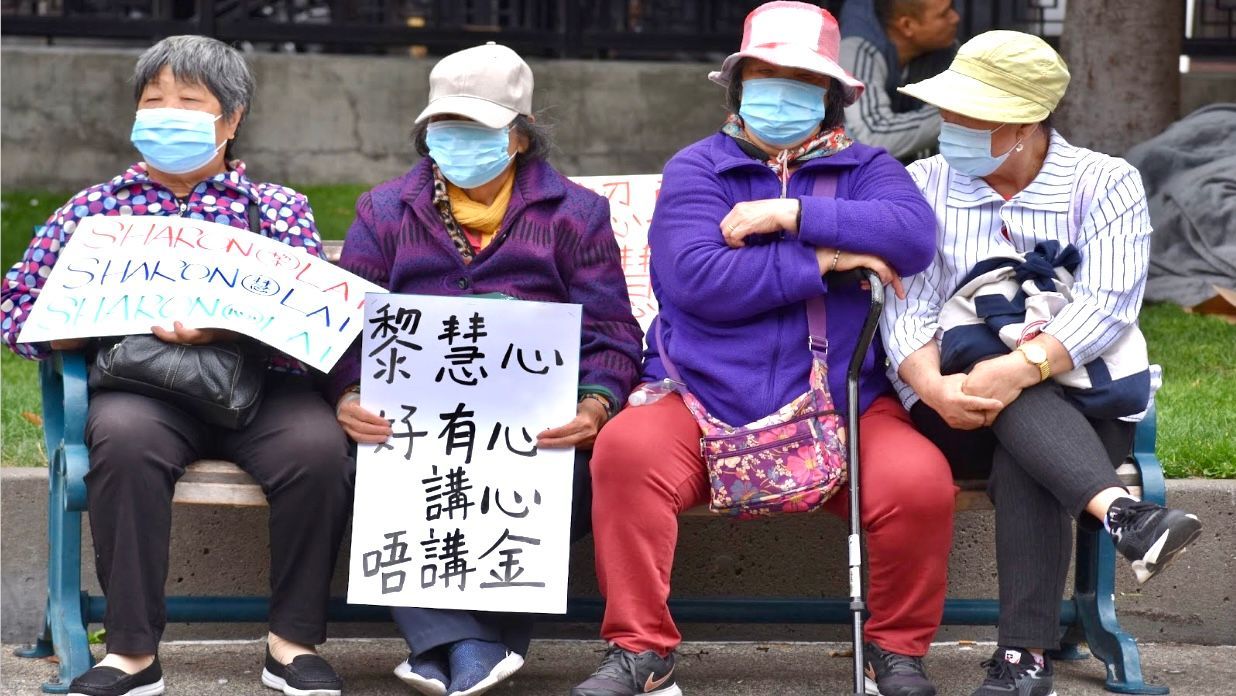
[4,639,1233,695]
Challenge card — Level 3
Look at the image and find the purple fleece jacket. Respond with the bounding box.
[327,158,643,407]
[645,133,935,425]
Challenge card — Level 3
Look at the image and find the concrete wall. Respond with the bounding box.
[5,46,1234,193]
[1181,72,1236,117]
[3,467,1234,645]
[1,46,724,192]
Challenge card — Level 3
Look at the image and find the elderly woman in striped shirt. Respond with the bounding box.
[881,31,1202,696]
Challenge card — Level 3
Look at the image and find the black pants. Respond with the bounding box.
[392,449,593,658]
[84,373,355,654]
[911,380,1133,649]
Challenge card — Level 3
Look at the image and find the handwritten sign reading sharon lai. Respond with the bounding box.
[16,215,384,372]
[348,293,581,614]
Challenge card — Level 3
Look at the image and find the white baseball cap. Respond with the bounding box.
[415,42,533,129]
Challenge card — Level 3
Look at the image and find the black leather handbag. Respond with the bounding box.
[87,204,270,430]
[90,335,269,429]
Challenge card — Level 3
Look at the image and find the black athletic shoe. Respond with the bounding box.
[68,658,164,696]
[970,647,1055,696]
[1107,497,1203,584]
[261,647,343,696]
[571,644,681,696]
[863,642,936,696]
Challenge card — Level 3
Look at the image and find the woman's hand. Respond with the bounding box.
[50,338,89,351]
[336,390,393,444]
[151,321,239,346]
[924,373,1004,430]
[720,199,800,248]
[961,354,1041,424]
[815,249,907,300]
[537,398,609,449]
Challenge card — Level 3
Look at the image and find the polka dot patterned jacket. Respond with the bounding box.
[0,161,321,373]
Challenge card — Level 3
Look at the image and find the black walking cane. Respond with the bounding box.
[844,267,885,696]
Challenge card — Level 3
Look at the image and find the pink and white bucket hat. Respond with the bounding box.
[709,0,865,106]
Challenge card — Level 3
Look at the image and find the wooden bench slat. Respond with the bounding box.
[323,239,343,264]
[185,460,252,475]
[177,457,1144,512]
[173,482,268,507]
[180,461,258,485]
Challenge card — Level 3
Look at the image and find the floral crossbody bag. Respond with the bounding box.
[657,171,848,518]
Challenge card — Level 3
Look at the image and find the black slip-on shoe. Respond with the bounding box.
[68,658,164,696]
[261,647,343,696]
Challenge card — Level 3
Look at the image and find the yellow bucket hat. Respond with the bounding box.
[898,30,1070,123]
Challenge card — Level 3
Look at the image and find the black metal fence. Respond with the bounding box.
[2,0,1232,59]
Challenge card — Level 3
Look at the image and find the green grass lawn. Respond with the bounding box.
[2,188,1233,477]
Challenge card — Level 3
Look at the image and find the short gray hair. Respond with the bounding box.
[132,35,255,127]
[412,115,554,164]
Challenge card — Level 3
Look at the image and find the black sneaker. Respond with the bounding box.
[571,644,681,696]
[68,659,164,696]
[1107,497,1203,584]
[863,642,935,696]
[970,647,1054,696]
[261,647,343,696]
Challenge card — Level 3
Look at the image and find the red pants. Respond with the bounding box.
[590,393,955,657]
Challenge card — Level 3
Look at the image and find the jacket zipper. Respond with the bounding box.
[764,311,784,416]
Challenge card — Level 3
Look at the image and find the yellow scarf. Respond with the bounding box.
[447,168,515,250]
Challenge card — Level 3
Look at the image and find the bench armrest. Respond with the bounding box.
[40,351,90,511]
[1131,403,1166,506]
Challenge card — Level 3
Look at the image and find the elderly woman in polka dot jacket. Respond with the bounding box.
[0,36,352,696]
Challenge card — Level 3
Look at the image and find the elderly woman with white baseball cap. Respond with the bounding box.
[575,3,956,696]
[883,30,1203,696]
[327,43,643,696]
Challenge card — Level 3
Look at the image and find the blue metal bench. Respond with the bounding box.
[14,240,1171,694]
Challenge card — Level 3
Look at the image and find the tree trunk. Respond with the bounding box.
[1056,0,1182,155]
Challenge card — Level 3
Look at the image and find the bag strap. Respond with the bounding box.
[246,201,262,234]
[805,171,837,359]
[658,317,683,385]
[658,169,841,386]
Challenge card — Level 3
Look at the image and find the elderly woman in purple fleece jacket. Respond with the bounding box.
[572,4,956,696]
[326,44,642,696]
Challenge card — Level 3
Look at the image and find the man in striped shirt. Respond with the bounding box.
[839,0,958,160]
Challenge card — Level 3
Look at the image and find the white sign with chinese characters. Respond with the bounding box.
[570,174,661,336]
[16,215,383,372]
[348,293,582,614]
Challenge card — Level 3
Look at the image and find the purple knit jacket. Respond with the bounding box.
[643,133,936,425]
[326,157,644,409]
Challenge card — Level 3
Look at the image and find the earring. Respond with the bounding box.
[1015,143,1025,152]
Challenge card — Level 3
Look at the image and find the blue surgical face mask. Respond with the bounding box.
[426,121,514,189]
[738,78,828,149]
[130,108,225,175]
[938,122,1019,177]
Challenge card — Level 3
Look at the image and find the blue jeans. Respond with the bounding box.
[393,448,593,657]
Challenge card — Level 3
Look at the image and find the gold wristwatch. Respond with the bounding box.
[1016,343,1051,382]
